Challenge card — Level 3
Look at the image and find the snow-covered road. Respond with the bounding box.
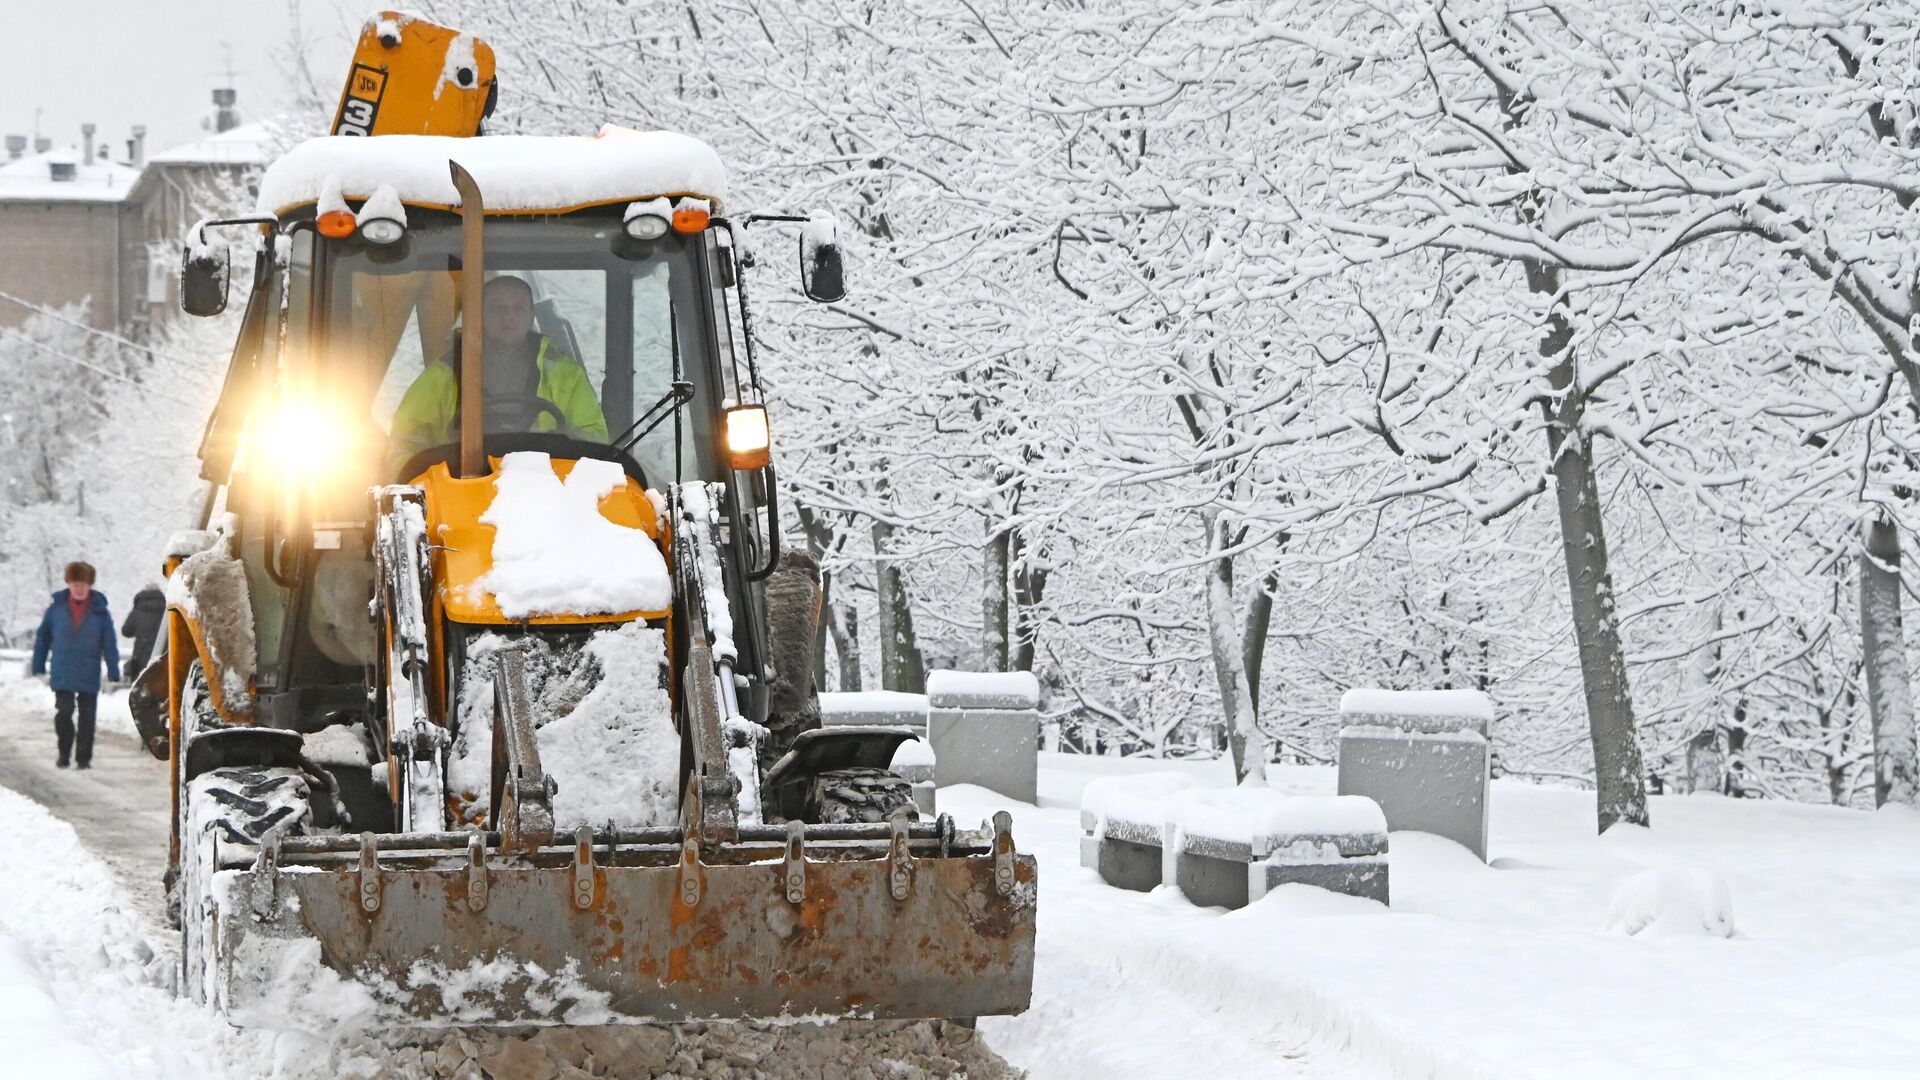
[7,672,1917,1079]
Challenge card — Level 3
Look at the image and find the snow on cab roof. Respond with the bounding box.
[254,125,728,217]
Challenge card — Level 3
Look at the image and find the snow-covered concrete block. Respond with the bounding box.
[925,669,1040,711]
[928,706,1038,804]
[1078,773,1198,890]
[1337,688,1492,861]
[1172,791,1389,909]
[819,690,930,734]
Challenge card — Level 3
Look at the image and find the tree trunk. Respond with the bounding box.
[983,519,1011,671]
[871,519,926,694]
[828,603,862,693]
[1242,571,1277,716]
[1860,511,1918,807]
[1205,511,1267,785]
[1530,261,1649,831]
[1010,527,1048,673]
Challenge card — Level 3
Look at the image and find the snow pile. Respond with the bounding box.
[450,623,680,828]
[392,956,611,1027]
[474,452,671,618]
[1602,866,1737,939]
[1174,791,1387,848]
[1080,771,1197,837]
[165,534,256,716]
[303,723,372,767]
[256,128,729,216]
[538,622,680,827]
[0,786,275,1077]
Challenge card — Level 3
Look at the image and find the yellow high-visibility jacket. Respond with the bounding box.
[389,336,610,473]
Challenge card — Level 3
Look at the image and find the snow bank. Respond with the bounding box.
[474,453,671,618]
[255,128,728,216]
[0,787,281,1076]
[1338,687,1492,721]
[1079,771,1197,833]
[1603,866,1737,939]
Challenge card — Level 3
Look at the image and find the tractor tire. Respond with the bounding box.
[808,767,919,825]
[181,658,223,737]
[177,766,312,1000]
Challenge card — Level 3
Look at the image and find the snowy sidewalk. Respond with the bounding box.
[956,753,1920,1079]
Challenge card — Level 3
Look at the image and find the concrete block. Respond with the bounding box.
[1251,855,1390,904]
[925,669,1041,711]
[1096,836,1166,893]
[1337,730,1489,860]
[928,707,1038,804]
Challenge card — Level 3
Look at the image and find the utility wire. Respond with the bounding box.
[0,287,217,377]
[0,329,201,408]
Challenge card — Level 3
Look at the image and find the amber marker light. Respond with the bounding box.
[672,199,711,234]
[317,209,358,238]
[723,404,771,470]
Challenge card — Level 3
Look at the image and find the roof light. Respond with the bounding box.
[316,172,355,238]
[723,404,771,471]
[317,210,357,238]
[356,183,408,245]
[624,196,672,240]
[672,197,711,234]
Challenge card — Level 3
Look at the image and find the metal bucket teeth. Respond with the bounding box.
[208,825,1037,1025]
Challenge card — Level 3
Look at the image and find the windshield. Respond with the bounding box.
[310,210,719,487]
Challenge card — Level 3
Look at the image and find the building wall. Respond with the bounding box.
[0,200,133,332]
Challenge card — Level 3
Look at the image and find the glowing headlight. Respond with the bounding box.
[723,404,771,470]
[257,399,353,480]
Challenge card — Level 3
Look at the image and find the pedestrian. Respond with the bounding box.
[30,561,121,769]
[121,581,166,679]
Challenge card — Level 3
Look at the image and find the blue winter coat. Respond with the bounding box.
[31,589,121,693]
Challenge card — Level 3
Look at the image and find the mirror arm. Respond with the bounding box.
[717,219,762,391]
[746,463,781,582]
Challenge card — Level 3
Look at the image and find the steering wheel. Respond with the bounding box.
[482,393,571,434]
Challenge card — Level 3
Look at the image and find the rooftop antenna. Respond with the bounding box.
[210,42,242,133]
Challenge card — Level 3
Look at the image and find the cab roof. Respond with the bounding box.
[254,126,728,217]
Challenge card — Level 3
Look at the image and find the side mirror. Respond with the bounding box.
[799,214,846,303]
[180,225,231,317]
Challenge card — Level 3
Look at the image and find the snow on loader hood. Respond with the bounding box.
[255,126,728,216]
[471,452,672,619]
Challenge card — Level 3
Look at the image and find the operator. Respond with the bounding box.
[389,275,610,474]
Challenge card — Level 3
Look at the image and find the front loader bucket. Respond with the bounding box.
[206,817,1036,1025]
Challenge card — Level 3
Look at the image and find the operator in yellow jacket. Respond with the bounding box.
[389,275,609,474]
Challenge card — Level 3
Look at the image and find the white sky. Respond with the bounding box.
[0,0,368,158]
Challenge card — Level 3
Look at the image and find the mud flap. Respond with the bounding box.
[209,826,1037,1025]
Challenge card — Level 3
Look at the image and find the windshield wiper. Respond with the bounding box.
[612,381,694,456]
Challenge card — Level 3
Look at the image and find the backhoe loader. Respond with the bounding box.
[147,11,1035,1026]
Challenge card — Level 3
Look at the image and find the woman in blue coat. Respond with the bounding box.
[30,561,121,769]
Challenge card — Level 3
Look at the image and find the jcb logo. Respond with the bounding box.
[335,65,388,137]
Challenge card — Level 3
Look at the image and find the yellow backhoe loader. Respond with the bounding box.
[142,11,1035,1026]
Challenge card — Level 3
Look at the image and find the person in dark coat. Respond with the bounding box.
[121,583,166,679]
[30,561,121,769]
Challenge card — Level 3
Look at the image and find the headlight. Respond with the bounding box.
[723,404,771,470]
[255,398,355,482]
[360,217,405,245]
[624,196,672,240]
